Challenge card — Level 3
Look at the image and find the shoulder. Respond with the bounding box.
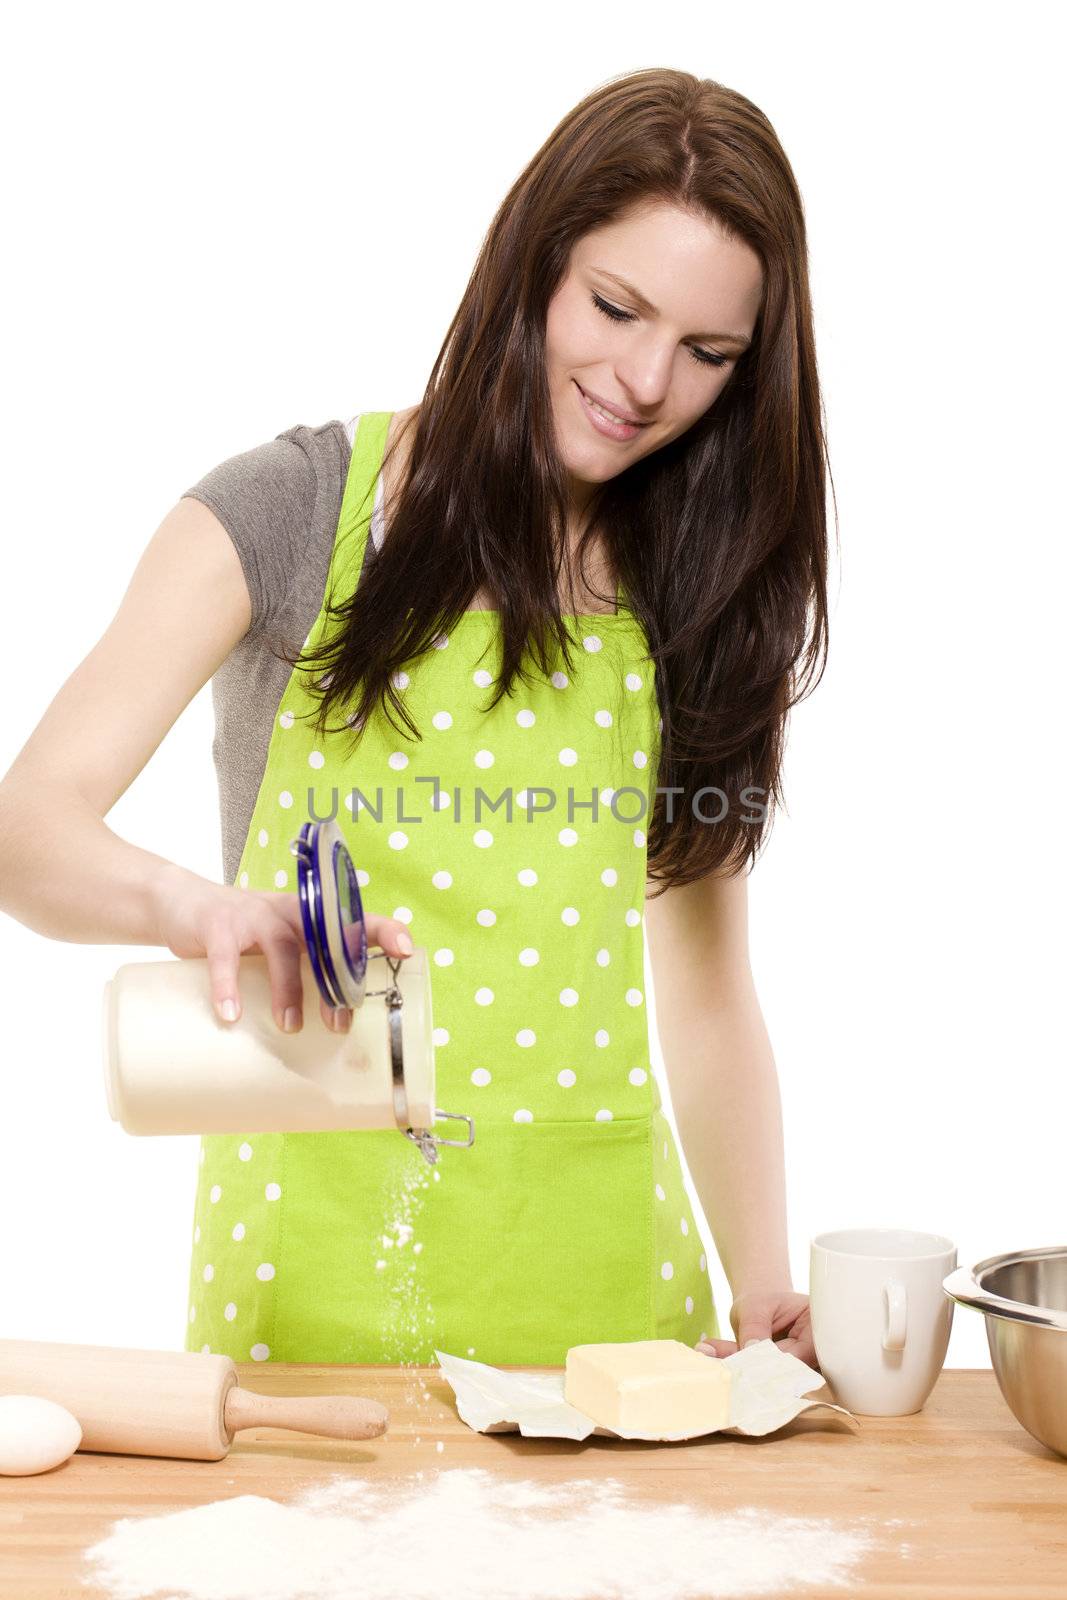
[181,419,350,632]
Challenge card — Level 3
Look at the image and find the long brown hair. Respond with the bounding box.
[284,66,832,893]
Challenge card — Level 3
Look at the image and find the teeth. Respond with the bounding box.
[585,391,635,427]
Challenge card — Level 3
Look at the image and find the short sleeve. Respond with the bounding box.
[181,430,318,634]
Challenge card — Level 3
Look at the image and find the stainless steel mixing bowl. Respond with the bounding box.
[943,1245,1067,1458]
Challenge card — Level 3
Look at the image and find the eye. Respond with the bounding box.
[591,291,633,325]
[590,291,729,370]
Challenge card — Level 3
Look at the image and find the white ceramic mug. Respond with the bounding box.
[809,1228,956,1415]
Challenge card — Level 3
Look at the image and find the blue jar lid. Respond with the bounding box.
[291,818,368,1010]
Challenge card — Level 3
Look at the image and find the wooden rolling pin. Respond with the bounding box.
[0,1339,388,1461]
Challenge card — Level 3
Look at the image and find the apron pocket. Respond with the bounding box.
[271,1117,655,1366]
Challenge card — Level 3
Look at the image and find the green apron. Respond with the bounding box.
[184,412,720,1366]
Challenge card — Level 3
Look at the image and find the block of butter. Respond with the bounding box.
[564,1339,733,1439]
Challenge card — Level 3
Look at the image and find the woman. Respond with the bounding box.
[0,67,825,1369]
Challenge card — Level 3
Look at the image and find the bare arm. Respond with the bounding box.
[0,496,252,945]
[0,496,414,1029]
[644,869,794,1298]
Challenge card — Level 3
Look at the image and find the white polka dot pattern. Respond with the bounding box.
[184,412,717,1366]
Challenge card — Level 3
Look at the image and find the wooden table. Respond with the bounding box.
[1,1365,1064,1598]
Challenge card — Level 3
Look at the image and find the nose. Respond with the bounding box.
[613,338,675,411]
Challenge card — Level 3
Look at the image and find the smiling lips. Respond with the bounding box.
[578,385,648,426]
[576,383,650,440]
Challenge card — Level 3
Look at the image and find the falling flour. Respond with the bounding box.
[376,1155,435,1365]
[83,1466,907,1600]
[374,1153,441,1445]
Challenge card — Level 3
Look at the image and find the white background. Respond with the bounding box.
[1,1,1063,1374]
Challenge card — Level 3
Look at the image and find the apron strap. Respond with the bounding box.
[323,409,632,620]
[321,411,392,627]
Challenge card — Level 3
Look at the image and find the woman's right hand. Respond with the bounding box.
[150,863,414,1033]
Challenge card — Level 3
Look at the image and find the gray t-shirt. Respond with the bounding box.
[182,413,387,885]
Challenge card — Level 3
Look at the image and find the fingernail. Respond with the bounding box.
[219,999,238,1023]
[397,931,414,955]
[282,1006,302,1032]
[330,1007,352,1032]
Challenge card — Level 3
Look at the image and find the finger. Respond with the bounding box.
[365,913,414,958]
[776,1338,821,1370]
[258,889,306,939]
[695,1338,737,1358]
[205,926,243,1023]
[261,892,414,961]
[255,892,395,1022]
[737,1317,775,1349]
[256,920,306,1031]
[321,998,353,1033]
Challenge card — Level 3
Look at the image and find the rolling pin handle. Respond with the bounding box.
[223,1387,389,1441]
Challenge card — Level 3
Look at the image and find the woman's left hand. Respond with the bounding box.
[695,1289,818,1370]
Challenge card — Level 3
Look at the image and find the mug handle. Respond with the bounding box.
[882,1279,907,1350]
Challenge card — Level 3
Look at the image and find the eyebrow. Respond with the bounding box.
[588,267,752,349]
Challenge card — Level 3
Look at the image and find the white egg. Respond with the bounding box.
[0,1394,82,1476]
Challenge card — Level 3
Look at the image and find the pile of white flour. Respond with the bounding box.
[84,1153,908,1597]
[83,1465,905,1599]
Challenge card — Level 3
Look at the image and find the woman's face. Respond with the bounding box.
[544,200,764,509]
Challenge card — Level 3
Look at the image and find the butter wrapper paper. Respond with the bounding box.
[435,1339,856,1441]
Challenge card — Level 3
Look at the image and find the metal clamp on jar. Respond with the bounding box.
[289,818,474,1166]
